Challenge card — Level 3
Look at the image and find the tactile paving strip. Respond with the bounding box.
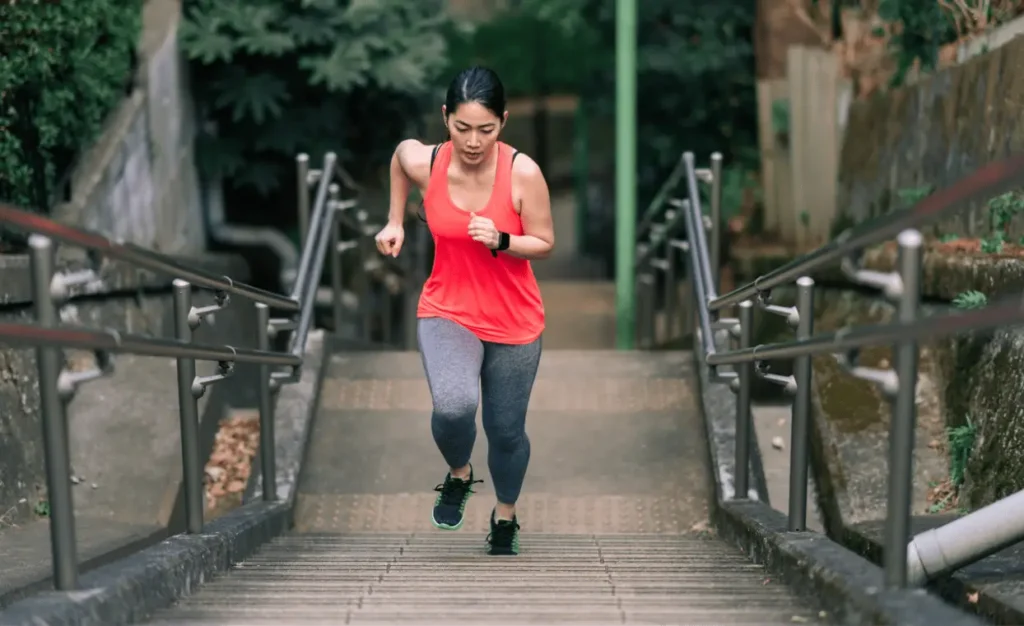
[320,378,693,412]
[145,533,831,625]
[293,493,708,534]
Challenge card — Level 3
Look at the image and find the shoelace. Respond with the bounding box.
[488,518,520,546]
[433,476,483,506]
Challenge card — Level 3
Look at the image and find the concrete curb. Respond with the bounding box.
[0,502,288,626]
[693,328,986,626]
[0,331,328,626]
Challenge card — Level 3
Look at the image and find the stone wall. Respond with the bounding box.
[837,34,1024,242]
[813,34,1024,514]
[0,0,210,529]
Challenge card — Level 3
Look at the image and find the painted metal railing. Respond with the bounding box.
[634,149,1024,589]
[0,150,412,592]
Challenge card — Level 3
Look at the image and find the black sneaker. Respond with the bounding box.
[486,509,520,555]
[431,466,482,530]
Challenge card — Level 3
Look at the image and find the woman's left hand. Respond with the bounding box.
[468,213,500,249]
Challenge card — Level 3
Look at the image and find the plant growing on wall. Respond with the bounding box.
[0,1,142,217]
[179,0,451,196]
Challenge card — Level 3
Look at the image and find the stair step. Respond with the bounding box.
[146,533,829,624]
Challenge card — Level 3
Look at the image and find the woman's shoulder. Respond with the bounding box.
[506,146,543,183]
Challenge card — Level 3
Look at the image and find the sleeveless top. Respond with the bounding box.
[416,141,545,344]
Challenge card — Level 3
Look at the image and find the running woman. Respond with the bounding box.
[373,66,554,555]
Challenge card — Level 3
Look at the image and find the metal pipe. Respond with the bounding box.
[708,152,1024,312]
[256,303,277,502]
[0,321,302,366]
[296,154,311,248]
[290,152,337,301]
[679,200,717,359]
[29,235,79,590]
[884,229,923,588]
[172,280,203,533]
[705,287,1024,367]
[636,154,686,237]
[203,176,299,294]
[636,208,687,269]
[662,241,677,342]
[0,202,299,312]
[735,300,754,499]
[788,276,815,530]
[710,152,723,294]
[291,196,338,358]
[682,153,717,299]
[614,0,638,350]
[329,186,344,334]
[908,488,1024,586]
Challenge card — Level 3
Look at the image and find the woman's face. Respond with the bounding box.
[443,102,507,167]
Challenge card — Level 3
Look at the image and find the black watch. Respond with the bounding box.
[490,231,511,257]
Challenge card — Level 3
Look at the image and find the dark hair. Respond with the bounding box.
[444,66,506,120]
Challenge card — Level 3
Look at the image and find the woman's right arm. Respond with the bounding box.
[388,139,433,227]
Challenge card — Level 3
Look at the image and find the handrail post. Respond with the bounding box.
[789,277,815,530]
[328,184,344,334]
[296,153,311,249]
[884,229,923,588]
[173,280,204,533]
[710,152,723,294]
[734,300,754,499]
[29,235,80,590]
[256,303,277,501]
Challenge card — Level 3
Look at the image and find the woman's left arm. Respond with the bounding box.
[505,155,555,260]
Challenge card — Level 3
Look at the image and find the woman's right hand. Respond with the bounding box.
[374,222,405,257]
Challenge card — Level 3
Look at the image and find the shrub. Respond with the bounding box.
[0,0,142,214]
[179,0,451,197]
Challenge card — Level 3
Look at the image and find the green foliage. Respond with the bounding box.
[180,0,451,196]
[574,0,758,204]
[0,0,142,213]
[947,416,977,488]
[953,290,987,309]
[877,0,952,86]
[981,190,1024,253]
[896,185,934,206]
[442,10,599,98]
[443,0,757,210]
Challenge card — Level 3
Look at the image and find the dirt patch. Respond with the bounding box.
[204,410,260,520]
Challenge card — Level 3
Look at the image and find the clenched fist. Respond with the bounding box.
[468,213,500,249]
[374,222,404,257]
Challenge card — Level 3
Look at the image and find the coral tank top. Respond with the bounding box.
[416,141,545,344]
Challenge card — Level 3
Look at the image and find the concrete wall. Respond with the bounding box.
[0,0,210,529]
[52,0,205,256]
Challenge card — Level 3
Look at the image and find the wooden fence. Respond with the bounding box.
[756,45,852,251]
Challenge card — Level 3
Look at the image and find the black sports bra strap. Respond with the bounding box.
[430,143,442,172]
[511,150,520,166]
[419,143,444,223]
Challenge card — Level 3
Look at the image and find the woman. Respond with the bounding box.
[374,66,554,555]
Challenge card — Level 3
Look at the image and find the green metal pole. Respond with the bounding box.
[614,0,637,350]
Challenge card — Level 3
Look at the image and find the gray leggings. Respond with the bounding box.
[417,317,542,505]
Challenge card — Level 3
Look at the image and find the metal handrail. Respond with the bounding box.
[708,151,1024,312]
[635,147,1024,595]
[0,202,300,312]
[0,320,302,366]
[0,148,426,595]
[706,292,1024,366]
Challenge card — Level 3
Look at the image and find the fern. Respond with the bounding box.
[181,0,450,197]
[952,290,987,310]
